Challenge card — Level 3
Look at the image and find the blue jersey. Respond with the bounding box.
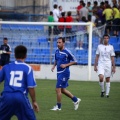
[55,48,77,73]
[0,60,36,95]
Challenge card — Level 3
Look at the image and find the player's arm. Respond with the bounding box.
[94,54,99,72]
[111,56,116,73]
[51,60,57,72]
[60,51,77,68]
[28,88,39,112]
[61,61,77,68]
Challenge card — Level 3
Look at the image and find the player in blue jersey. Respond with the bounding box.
[0,38,11,69]
[51,37,81,111]
[0,45,39,120]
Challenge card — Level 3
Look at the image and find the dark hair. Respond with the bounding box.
[58,37,65,43]
[67,11,71,16]
[103,34,110,38]
[105,1,108,4]
[88,15,91,21]
[3,37,8,40]
[82,3,86,7]
[53,4,58,9]
[81,16,86,22]
[59,5,62,9]
[15,45,27,59]
[50,11,53,15]
[80,0,83,4]
[87,2,91,5]
[100,2,104,6]
[94,1,98,5]
[61,12,65,17]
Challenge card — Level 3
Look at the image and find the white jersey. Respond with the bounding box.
[53,9,59,22]
[96,44,115,64]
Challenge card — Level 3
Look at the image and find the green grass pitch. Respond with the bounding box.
[0,80,120,120]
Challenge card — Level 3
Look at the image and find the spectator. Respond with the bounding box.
[112,5,120,36]
[58,5,64,17]
[76,16,87,50]
[92,1,99,14]
[86,15,95,40]
[65,11,73,42]
[76,0,83,21]
[103,4,113,35]
[87,2,92,17]
[58,12,66,33]
[65,11,73,35]
[91,11,96,23]
[53,4,59,35]
[79,3,88,21]
[53,4,59,22]
[76,0,83,15]
[97,4,105,25]
[94,14,102,27]
[48,11,54,42]
[0,37,11,69]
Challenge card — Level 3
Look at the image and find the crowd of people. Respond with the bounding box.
[48,0,120,49]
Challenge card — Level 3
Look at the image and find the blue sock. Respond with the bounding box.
[71,96,78,102]
[57,103,61,109]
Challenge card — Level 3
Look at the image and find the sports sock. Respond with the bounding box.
[71,96,78,102]
[106,82,110,96]
[57,103,61,109]
[99,81,105,92]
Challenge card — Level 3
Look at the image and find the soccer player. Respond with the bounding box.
[0,45,39,120]
[94,34,116,98]
[51,37,81,111]
[0,37,11,69]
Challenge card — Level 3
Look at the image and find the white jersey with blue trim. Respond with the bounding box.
[55,48,77,73]
[0,60,36,95]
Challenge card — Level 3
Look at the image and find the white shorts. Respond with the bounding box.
[76,32,84,42]
[97,63,112,78]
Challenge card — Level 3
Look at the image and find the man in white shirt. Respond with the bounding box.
[52,4,59,35]
[53,4,59,22]
[79,3,88,21]
[94,34,116,98]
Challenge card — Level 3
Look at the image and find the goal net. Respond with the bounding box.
[0,21,106,80]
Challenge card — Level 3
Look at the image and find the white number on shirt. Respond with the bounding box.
[9,71,23,87]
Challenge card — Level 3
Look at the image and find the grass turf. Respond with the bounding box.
[0,80,120,120]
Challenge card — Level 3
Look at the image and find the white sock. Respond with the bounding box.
[99,82,105,92]
[106,82,110,96]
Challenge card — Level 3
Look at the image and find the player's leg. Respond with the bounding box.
[104,64,112,98]
[98,64,105,97]
[105,77,110,98]
[51,73,63,111]
[15,93,36,120]
[61,88,81,110]
[0,93,14,120]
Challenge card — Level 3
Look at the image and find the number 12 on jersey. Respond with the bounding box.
[9,71,23,87]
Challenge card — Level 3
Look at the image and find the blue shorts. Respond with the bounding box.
[0,92,36,120]
[56,72,70,88]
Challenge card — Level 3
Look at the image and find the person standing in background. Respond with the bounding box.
[53,4,59,35]
[58,5,64,17]
[0,37,11,69]
[48,11,54,42]
[94,34,116,98]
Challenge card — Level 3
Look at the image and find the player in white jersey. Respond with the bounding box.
[94,34,116,98]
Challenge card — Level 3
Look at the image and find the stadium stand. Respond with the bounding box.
[0,24,120,65]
